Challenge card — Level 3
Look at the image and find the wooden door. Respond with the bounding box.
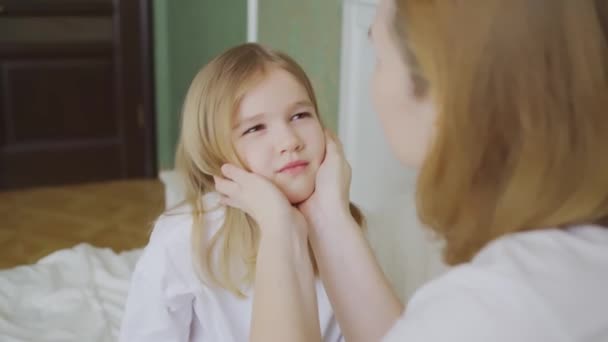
[0,0,156,190]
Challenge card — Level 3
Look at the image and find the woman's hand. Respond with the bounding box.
[298,130,353,231]
[214,164,307,236]
[216,165,321,342]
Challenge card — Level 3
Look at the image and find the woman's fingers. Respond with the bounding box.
[221,163,252,183]
[218,194,242,211]
[215,164,254,197]
[214,177,244,211]
[214,175,240,197]
[215,165,263,213]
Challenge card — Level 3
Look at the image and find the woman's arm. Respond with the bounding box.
[250,219,321,342]
[214,164,322,342]
[299,132,403,342]
[309,209,403,342]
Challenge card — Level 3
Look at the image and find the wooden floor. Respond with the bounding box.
[0,180,164,269]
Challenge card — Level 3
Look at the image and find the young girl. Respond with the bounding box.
[119,43,362,341]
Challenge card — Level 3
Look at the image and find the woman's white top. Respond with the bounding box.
[384,225,608,342]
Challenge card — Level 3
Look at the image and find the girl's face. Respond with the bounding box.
[370,0,436,168]
[232,68,325,204]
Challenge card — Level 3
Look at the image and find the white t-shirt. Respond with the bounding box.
[119,193,343,342]
[384,225,608,342]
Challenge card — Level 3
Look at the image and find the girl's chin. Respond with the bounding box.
[284,187,315,205]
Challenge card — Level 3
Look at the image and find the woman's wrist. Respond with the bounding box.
[308,204,355,237]
[258,224,312,275]
[259,211,308,246]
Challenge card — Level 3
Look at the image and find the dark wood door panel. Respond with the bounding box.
[2,58,117,143]
[0,0,113,16]
[0,16,113,45]
[0,0,156,190]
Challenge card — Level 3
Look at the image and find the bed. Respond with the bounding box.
[0,243,141,341]
[0,175,179,342]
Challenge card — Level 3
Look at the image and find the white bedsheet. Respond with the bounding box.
[0,244,141,342]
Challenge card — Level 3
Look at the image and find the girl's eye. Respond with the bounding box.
[243,124,264,136]
[292,112,312,120]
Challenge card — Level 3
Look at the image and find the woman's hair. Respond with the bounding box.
[394,0,608,264]
[174,43,364,296]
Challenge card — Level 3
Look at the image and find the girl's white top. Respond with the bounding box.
[119,192,344,342]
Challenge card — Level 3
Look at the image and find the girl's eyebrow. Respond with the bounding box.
[233,112,265,129]
[286,100,314,113]
[233,100,314,129]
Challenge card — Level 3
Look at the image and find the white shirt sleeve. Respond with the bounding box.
[119,269,193,342]
[119,215,197,342]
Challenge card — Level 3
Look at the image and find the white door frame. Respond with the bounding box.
[338,0,446,300]
[247,0,258,42]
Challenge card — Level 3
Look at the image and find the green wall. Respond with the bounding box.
[154,0,247,170]
[258,0,343,132]
[153,1,344,170]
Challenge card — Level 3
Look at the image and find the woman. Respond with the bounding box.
[216,0,608,341]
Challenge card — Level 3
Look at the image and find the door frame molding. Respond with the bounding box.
[139,0,158,177]
[247,0,258,42]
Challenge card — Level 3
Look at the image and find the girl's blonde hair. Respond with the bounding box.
[175,43,364,296]
[394,0,608,264]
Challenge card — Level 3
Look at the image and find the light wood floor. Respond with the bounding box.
[0,179,164,269]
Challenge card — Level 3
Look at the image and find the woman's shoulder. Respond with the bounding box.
[384,226,608,342]
[384,264,556,342]
[474,224,608,262]
[414,225,608,307]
